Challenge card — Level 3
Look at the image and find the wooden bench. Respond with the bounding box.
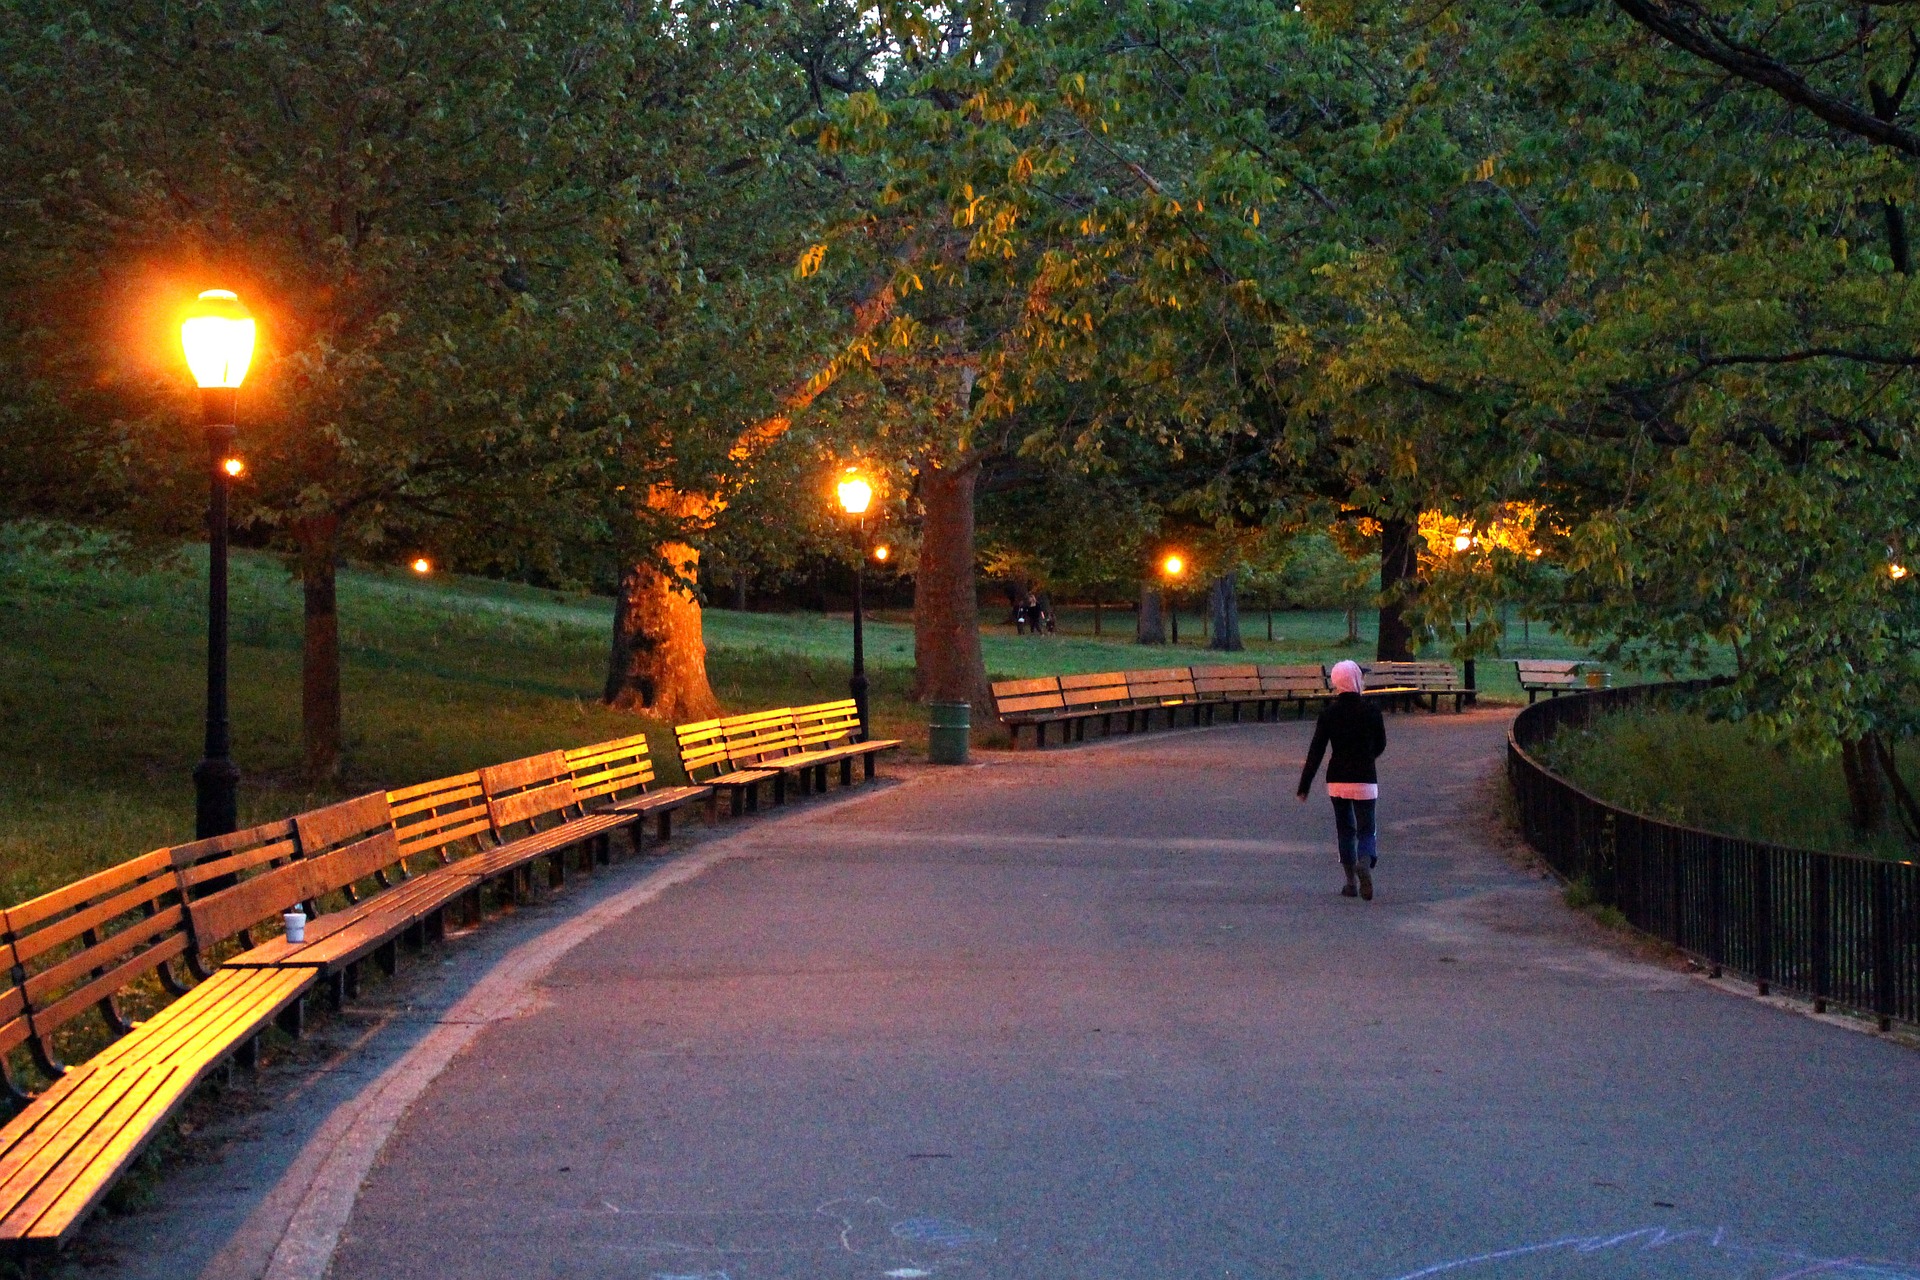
[173,794,463,1009]
[1362,660,1471,712]
[716,704,899,795]
[1125,668,1201,729]
[0,851,315,1257]
[1514,659,1608,703]
[465,750,653,896]
[566,733,710,843]
[675,718,782,817]
[988,677,1073,748]
[1190,664,1262,723]
[1259,664,1334,717]
[788,699,903,785]
[1058,672,1135,741]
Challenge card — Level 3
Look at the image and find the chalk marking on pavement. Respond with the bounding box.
[1383,1227,1920,1280]
[226,837,759,1280]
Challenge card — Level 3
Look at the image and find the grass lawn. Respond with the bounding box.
[1,533,1612,905]
[1539,706,1917,861]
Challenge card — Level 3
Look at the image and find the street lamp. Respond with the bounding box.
[179,289,256,838]
[1162,553,1186,644]
[837,471,873,741]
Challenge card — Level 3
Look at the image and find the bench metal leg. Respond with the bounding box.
[657,809,673,843]
[774,774,788,805]
[1036,722,1047,749]
[328,971,348,1010]
[278,996,305,1040]
[376,939,399,978]
[549,850,566,889]
[237,1033,261,1072]
[816,763,829,792]
[864,752,877,780]
[404,921,426,949]
[842,757,854,787]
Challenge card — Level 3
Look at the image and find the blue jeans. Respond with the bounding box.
[1332,798,1378,868]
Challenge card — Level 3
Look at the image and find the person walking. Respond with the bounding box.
[1297,659,1387,899]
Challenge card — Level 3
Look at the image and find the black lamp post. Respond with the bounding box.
[837,473,873,742]
[181,290,256,838]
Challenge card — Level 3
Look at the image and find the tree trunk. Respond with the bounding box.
[912,457,992,708]
[732,570,748,612]
[1093,595,1102,636]
[1208,572,1243,651]
[1136,582,1166,644]
[296,514,342,784]
[1376,514,1418,661]
[1842,736,1887,837]
[603,541,724,722]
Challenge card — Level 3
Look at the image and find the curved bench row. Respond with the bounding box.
[0,697,897,1258]
[990,661,1472,748]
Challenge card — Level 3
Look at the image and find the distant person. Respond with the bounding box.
[1023,592,1042,638]
[1038,590,1056,634]
[1297,659,1387,900]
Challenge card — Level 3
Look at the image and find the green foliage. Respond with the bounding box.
[1541,706,1918,860]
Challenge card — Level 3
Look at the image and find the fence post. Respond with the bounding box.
[1811,855,1831,1015]
[1874,862,1896,1033]
[1753,849,1772,996]
[1708,840,1725,979]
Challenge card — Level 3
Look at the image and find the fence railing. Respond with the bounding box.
[1508,683,1919,1031]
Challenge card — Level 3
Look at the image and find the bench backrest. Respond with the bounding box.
[173,794,400,962]
[793,699,862,749]
[1058,672,1131,709]
[991,677,1064,717]
[1513,659,1581,687]
[1126,667,1197,704]
[674,719,734,781]
[1191,664,1260,698]
[388,770,493,865]
[566,733,657,808]
[3,849,188,1074]
[721,709,803,766]
[479,751,578,834]
[1363,660,1458,690]
[1259,664,1329,695]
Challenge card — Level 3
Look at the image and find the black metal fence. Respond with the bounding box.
[1508,683,1919,1030]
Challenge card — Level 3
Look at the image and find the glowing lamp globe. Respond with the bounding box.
[1452,533,1474,552]
[1892,563,1909,581]
[180,290,257,390]
[221,457,245,478]
[837,476,872,516]
[874,545,890,562]
[412,558,432,575]
[1162,554,1185,577]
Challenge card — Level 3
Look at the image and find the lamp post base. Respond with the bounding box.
[193,755,241,839]
[849,673,870,745]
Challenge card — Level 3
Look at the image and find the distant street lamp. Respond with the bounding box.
[412,557,433,575]
[1162,553,1186,644]
[837,471,874,740]
[179,289,256,838]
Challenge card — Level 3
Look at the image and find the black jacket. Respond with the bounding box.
[1297,692,1387,795]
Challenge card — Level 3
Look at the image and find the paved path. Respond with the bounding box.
[220,711,1920,1278]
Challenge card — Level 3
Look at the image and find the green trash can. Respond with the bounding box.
[928,701,971,765]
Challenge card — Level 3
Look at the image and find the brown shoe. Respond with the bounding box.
[1358,866,1374,900]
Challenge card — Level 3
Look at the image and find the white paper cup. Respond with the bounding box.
[283,911,306,944]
